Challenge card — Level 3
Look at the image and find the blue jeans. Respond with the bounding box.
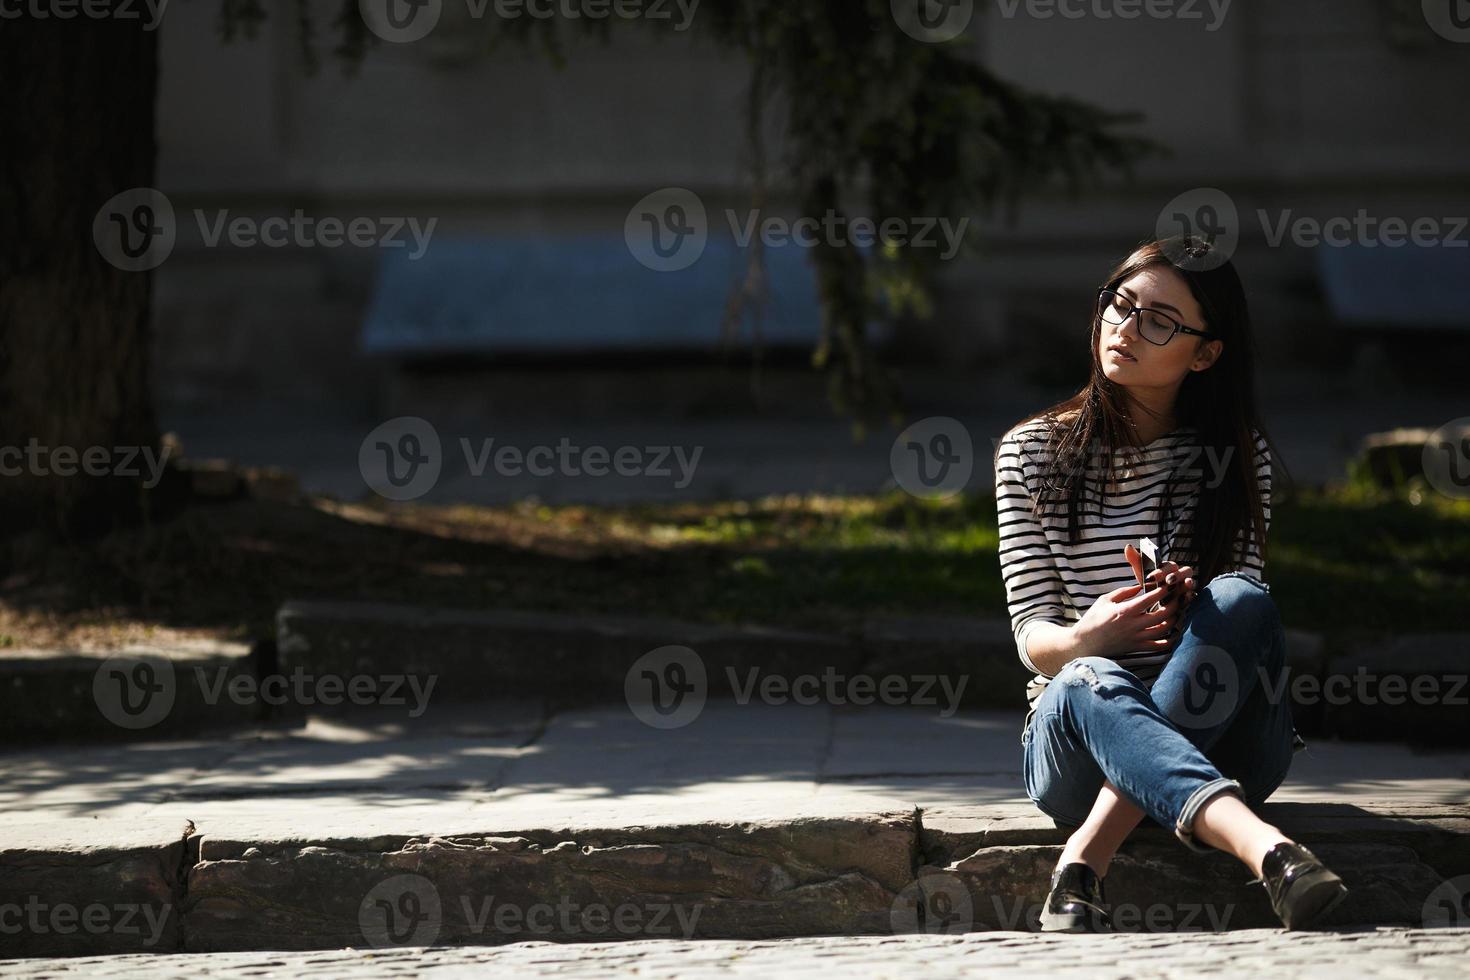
[1022,573,1297,854]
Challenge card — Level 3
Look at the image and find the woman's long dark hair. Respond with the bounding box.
[1004,236,1278,586]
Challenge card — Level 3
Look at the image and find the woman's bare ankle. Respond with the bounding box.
[1244,832,1294,878]
[1192,793,1293,877]
[1058,836,1113,879]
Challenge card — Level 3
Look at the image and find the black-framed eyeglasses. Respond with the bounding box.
[1096,288,1211,346]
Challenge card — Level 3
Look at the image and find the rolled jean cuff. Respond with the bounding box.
[1174,777,1245,854]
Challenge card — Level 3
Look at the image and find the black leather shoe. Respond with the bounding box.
[1250,841,1348,930]
[1039,861,1112,933]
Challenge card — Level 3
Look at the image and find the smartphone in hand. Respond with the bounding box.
[1136,536,1163,612]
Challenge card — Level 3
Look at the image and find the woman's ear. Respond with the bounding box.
[1190,338,1223,372]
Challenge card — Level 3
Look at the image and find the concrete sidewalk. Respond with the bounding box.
[2,703,1467,829]
[2,703,1467,956]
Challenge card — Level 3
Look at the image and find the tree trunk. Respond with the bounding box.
[0,15,160,538]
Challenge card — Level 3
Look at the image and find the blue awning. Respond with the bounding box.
[1317,243,1470,329]
[359,234,843,355]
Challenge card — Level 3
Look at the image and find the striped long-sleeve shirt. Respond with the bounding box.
[994,418,1272,736]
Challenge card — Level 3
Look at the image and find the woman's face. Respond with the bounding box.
[1097,266,1222,388]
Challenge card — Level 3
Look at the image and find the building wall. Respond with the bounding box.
[150,1,1470,413]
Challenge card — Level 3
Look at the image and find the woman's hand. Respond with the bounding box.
[1071,579,1182,659]
[1122,544,1197,618]
[1152,560,1197,620]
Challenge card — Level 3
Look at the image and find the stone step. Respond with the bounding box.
[919,801,1470,932]
[278,600,1465,742]
[0,641,258,744]
[274,600,1323,716]
[5,603,1463,744]
[3,801,1466,956]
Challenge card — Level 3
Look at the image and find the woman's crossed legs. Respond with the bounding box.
[1022,573,1298,877]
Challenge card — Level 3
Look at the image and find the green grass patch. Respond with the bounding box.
[3,484,1465,648]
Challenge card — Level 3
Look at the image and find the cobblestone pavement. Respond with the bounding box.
[2,929,1468,979]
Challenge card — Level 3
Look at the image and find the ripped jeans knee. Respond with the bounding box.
[1059,656,1137,693]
